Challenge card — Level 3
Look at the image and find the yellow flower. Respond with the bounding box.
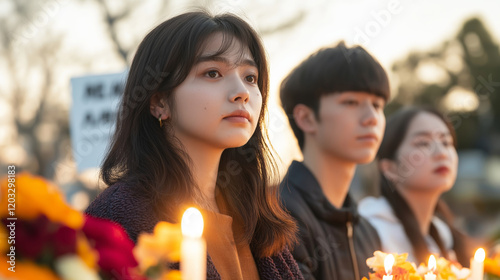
[366,251,412,269]
[54,255,100,280]
[0,257,60,280]
[0,173,83,229]
[134,221,182,273]
[366,251,422,280]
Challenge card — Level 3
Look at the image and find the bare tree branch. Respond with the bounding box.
[95,0,139,64]
[259,10,307,36]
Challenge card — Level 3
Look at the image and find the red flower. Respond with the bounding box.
[51,224,77,257]
[82,215,139,279]
[4,216,51,259]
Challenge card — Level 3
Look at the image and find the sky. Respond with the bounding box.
[2,0,500,176]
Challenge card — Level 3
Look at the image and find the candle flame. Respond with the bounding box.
[384,254,395,275]
[474,248,485,262]
[181,207,204,238]
[428,255,436,272]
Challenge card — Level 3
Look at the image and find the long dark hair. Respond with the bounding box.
[377,106,471,266]
[101,11,296,257]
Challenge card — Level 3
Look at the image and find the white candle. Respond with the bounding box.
[425,255,437,280]
[383,254,395,280]
[181,207,206,280]
[470,248,485,280]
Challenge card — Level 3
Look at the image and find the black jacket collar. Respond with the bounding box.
[284,160,360,224]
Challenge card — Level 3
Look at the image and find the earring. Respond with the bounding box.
[158,114,163,127]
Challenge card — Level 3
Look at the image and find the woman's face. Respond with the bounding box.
[169,33,262,151]
[389,112,458,193]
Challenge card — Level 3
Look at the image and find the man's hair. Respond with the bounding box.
[280,41,390,150]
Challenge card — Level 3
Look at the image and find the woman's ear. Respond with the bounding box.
[379,158,399,183]
[293,104,317,134]
[149,93,170,120]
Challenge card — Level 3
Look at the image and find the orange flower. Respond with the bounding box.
[0,257,60,280]
[0,226,7,253]
[0,173,83,229]
[485,256,500,277]
[164,270,182,280]
[76,232,99,269]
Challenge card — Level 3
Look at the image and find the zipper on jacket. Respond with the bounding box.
[347,220,360,280]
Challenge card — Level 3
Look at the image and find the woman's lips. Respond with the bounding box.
[223,110,251,123]
[223,116,250,123]
[434,166,450,174]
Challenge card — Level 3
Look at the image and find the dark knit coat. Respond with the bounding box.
[85,183,304,280]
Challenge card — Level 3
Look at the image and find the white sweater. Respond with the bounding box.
[358,196,455,264]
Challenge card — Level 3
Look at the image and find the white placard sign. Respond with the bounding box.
[70,70,128,173]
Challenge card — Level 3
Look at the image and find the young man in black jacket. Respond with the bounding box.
[279,42,389,280]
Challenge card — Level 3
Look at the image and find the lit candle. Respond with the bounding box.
[470,248,485,280]
[383,254,395,280]
[425,255,437,280]
[181,207,206,280]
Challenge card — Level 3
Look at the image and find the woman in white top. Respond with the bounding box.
[359,106,474,266]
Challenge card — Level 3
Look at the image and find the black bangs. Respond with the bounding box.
[196,32,250,67]
[320,44,390,101]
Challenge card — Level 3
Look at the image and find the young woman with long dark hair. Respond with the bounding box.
[85,11,302,280]
[359,106,474,266]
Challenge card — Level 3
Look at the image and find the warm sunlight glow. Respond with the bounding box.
[416,61,450,85]
[181,207,204,238]
[384,254,395,275]
[428,255,436,272]
[442,86,479,112]
[474,248,485,262]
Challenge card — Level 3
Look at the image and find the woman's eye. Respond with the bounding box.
[415,141,430,147]
[442,140,452,147]
[205,70,221,78]
[373,102,383,109]
[245,75,257,84]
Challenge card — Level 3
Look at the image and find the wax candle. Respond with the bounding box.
[181,207,206,280]
[470,248,485,280]
[383,254,395,280]
[425,255,436,280]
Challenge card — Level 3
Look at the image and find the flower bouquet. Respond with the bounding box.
[363,251,470,280]
[0,172,181,280]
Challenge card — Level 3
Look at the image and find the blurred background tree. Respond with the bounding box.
[389,17,500,153]
[0,0,71,180]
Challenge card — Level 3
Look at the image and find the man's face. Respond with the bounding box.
[313,91,386,164]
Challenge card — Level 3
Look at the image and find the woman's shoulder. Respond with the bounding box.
[85,182,158,242]
[86,183,149,214]
[358,196,397,222]
[256,247,304,280]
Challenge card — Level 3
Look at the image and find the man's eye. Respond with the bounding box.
[343,100,358,106]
